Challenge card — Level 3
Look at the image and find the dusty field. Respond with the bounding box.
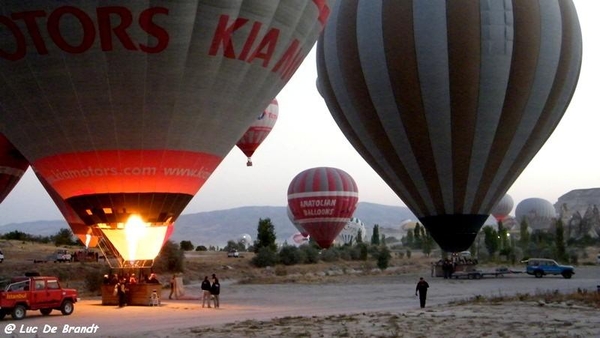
[1,240,599,338]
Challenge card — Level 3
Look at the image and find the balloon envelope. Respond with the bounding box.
[491,194,514,223]
[317,0,582,252]
[336,217,366,245]
[0,1,332,265]
[0,134,28,205]
[515,198,556,231]
[236,99,279,166]
[287,167,359,249]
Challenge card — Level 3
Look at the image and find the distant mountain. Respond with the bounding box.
[0,202,416,247]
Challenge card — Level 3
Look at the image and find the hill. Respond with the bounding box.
[0,202,416,247]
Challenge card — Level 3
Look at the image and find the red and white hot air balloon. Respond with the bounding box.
[0,0,334,267]
[237,99,279,166]
[0,134,28,204]
[491,194,514,223]
[287,167,359,249]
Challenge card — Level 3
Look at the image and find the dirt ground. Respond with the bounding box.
[1,241,599,337]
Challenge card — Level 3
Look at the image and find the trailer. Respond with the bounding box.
[451,267,521,280]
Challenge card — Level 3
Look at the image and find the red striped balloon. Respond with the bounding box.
[236,99,279,166]
[317,0,582,252]
[0,134,28,204]
[287,167,359,248]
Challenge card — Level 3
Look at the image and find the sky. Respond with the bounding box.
[0,1,598,226]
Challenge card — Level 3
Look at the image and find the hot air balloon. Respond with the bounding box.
[491,194,514,223]
[236,99,279,166]
[0,134,28,204]
[287,167,359,249]
[515,198,556,231]
[317,1,582,252]
[286,232,310,247]
[336,217,366,245]
[0,1,333,267]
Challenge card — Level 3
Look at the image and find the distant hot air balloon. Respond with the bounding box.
[0,134,28,204]
[0,1,333,267]
[336,217,366,245]
[317,1,582,252]
[491,194,514,223]
[515,198,556,231]
[286,232,310,247]
[287,167,359,249]
[238,233,252,247]
[236,99,279,166]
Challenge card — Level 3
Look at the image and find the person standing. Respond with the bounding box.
[117,278,127,308]
[169,275,176,300]
[201,276,212,308]
[210,277,220,308]
[415,277,429,308]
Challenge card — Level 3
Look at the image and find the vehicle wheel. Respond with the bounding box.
[534,270,543,278]
[40,308,52,316]
[11,304,27,320]
[60,300,74,315]
[562,271,573,279]
[467,274,473,279]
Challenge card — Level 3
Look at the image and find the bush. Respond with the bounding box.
[320,248,340,262]
[251,247,278,267]
[376,247,391,270]
[299,244,320,264]
[195,245,207,251]
[406,249,412,259]
[279,246,306,265]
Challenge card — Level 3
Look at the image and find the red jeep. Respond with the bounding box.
[0,276,78,320]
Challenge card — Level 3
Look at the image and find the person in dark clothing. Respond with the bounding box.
[415,277,429,308]
[210,277,220,308]
[117,278,127,308]
[201,276,212,308]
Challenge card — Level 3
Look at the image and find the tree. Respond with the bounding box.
[421,228,434,257]
[356,229,363,244]
[179,240,194,251]
[554,219,567,262]
[483,226,499,258]
[413,223,423,249]
[519,218,530,253]
[53,228,75,246]
[403,229,415,248]
[371,224,380,245]
[254,218,277,253]
[154,240,184,273]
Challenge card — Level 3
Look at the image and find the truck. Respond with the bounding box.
[522,258,575,279]
[0,249,4,263]
[0,275,78,320]
[52,249,72,263]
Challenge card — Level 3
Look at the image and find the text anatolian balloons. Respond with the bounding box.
[0,134,28,204]
[287,167,359,249]
[317,1,582,252]
[237,99,279,166]
[0,0,335,266]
